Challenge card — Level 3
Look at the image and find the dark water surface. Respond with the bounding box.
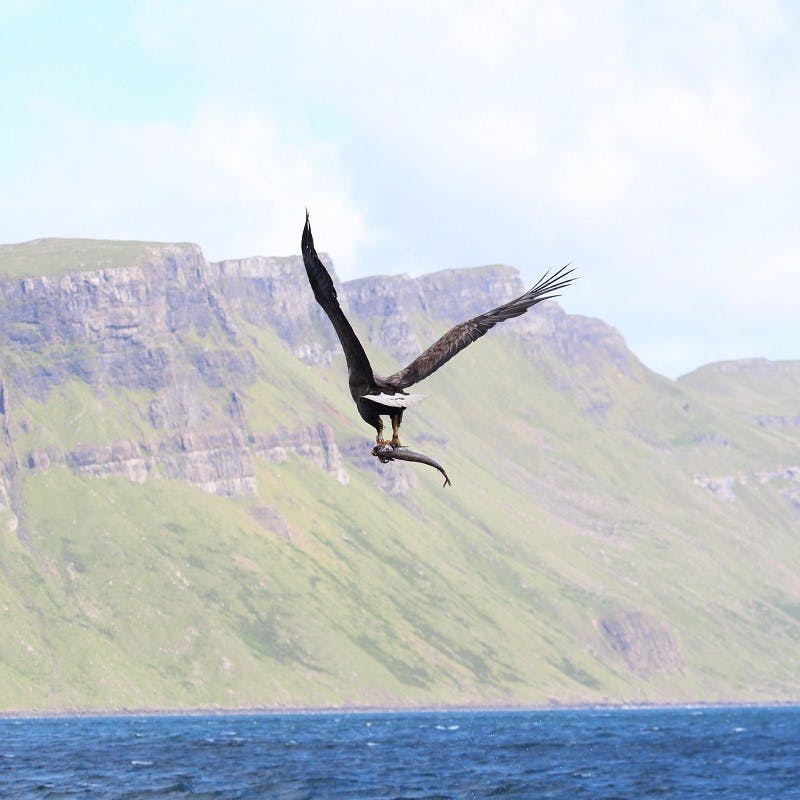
[1,706,798,798]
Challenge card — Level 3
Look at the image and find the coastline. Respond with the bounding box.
[3,699,799,721]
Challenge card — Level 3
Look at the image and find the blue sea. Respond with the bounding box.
[1,706,798,799]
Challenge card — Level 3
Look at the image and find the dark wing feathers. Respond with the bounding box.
[302,210,575,392]
[386,264,575,388]
[301,212,374,386]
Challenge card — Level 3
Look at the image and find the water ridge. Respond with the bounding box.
[1,706,798,799]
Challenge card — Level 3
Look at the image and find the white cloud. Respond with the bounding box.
[3,0,799,375]
[626,81,769,184]
[132,3,784,212]
[1,99,368,267]
[712,246,800,315]
[557,136,632,213]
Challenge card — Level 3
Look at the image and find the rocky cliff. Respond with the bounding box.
[0,242,623,506]
[1,237,798,713]
[0,245,347,507]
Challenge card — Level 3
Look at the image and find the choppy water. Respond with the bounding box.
[1,706,798,798]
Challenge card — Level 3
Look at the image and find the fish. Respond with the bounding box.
[372,443,452,487]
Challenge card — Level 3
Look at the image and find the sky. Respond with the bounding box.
[1,0,798,378]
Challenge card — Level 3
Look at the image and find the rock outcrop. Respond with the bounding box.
[252,424,349,485]
[209,254,340,365]
[598,610,683,677]
[693,464,800,502]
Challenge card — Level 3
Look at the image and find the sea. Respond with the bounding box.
[1,705,798,799]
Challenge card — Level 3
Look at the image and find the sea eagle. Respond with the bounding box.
[301,212,574,448]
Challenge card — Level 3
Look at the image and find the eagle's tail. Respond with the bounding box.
[362,392,427,408]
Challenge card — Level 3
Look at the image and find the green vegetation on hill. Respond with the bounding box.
[0,238,183,278]
[0,237,798,713]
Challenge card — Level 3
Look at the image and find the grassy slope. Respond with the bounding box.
[0,238,185,279]
[680,360,800,446]
[1,247,799,712]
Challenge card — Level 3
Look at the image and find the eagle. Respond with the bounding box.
[301,212,574,448]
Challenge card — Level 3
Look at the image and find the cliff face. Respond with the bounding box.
[1,237,799,713]
[0,246,352,503]
[209,254,340,365]
[0,243,627,503]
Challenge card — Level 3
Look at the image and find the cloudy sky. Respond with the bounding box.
[1,1,797,377]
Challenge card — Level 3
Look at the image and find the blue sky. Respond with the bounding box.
[1,1,798,378]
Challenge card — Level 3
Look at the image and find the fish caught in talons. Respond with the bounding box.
[372,443,452,487]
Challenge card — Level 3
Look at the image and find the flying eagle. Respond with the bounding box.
[301,212,574,448]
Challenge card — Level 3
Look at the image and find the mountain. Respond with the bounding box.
[0,237,798,713]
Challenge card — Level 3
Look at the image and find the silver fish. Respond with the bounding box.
[372,443,452,487]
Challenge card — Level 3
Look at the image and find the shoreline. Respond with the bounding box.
[2,699,799,721]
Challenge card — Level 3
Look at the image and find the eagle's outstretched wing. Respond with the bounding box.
[386,264,575,388]
[302,212,374,387]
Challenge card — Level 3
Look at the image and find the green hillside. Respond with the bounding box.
[0,238,174,279]
[0,238,798,713]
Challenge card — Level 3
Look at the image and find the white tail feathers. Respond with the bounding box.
[362,392,428,408]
